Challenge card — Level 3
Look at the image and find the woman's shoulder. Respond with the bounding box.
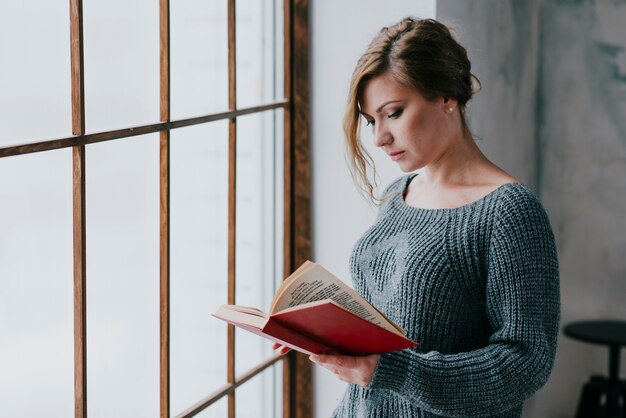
[491,182,543,210]
[488,182,553,230]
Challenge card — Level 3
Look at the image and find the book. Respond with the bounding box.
[212,260,418,356]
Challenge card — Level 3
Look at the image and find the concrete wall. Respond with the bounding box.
[438,1,626,417]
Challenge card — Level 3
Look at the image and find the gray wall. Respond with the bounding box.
[438,1,626,417]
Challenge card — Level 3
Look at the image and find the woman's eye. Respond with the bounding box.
[386,109,402,119]
[365,119,375,127]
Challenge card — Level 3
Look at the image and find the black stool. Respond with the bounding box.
[563,320,626,418]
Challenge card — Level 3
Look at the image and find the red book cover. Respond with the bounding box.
[269,300,417,355]
[214,300,418,355]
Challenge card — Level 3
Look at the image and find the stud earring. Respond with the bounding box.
[448,107,454,113]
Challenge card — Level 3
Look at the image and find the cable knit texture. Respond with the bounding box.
[332,174,560,418]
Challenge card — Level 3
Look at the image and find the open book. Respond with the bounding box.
[212,261,418,355]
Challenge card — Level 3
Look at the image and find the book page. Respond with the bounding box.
[226,305,268,318]
[213,304,268,330]
[270,261,403,335]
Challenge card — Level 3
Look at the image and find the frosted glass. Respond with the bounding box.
[170,121,229,415]
[236,0,284,107]
[86,135,160,418]
[235,110,284,375]
[83,0,159,133]
[194,396,228,418]
[0,2,71,146]
[0,149,73,416]
[274,0,285,101]
[235,364,283,418]
[171,1,229,119]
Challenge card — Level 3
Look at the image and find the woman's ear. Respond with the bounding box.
[442,97,458,113]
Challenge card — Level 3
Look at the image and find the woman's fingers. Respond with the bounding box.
[309,353,380,387]
[272,342,291,355]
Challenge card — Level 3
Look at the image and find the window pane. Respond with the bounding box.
[194,396,227,418]
[170,121,229,415]
[0,149,73,416]
[171,1,228,119]
[83,0,159,133]
[235,364,283,418]
[236,0,284,107]
[86,135,160,418]
[274,0,285,101]
[235,110,283,375]
[0,2,71,147]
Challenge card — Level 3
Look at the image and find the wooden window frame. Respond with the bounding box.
[0,0,311,417]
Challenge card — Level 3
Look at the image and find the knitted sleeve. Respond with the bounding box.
[367,190,560,416]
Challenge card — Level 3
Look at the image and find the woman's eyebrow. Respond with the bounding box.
[361,100,403,117]
[375,100,402,113]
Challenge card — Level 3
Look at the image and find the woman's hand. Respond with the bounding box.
[309,353,380,387]
[271,343,380,387]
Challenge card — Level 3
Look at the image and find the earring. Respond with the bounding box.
[448,107,454,113]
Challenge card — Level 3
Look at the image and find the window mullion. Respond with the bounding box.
[227,1,238,418]
[69,1,87,417]
[282,1,294,416]
[159,0,171,417]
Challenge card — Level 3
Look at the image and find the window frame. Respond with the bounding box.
[0,0,311,417]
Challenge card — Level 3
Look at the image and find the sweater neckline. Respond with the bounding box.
[395,173,524,214]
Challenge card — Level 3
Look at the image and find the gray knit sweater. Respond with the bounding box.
[332,174,560,418]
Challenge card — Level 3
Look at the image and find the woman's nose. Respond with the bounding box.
[373,125,392,148]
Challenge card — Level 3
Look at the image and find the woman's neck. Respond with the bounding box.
[418,136,489,188]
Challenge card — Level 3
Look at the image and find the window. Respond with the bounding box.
[0,0,310,417]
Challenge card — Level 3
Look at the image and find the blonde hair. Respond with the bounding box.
[343,17,481,203]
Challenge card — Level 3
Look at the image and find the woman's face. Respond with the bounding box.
[359,72,456,172]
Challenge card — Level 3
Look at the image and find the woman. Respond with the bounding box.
[277,17,560,417]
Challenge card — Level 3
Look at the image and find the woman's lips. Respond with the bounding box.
[389,151,405,161]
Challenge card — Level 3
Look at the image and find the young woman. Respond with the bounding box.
[277,17,560,417]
